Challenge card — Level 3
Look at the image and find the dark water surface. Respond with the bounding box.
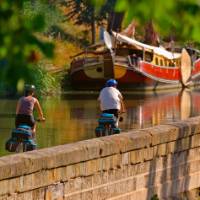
[0,89,200,156]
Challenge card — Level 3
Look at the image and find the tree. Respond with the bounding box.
[61,0,118,44]
[0,1,62,95]
[90,0,200,45]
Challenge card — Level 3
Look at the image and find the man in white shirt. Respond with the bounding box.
[98,79,125,126]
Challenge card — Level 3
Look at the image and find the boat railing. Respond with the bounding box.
[71,49,107,59]
[114,55,130,67]
[127,55,141,68]
[84,56,104,64]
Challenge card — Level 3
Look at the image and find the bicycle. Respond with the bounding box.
[5,119,44,153]
[95,113,121,137]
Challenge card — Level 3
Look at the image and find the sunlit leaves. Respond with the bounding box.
[0,0,57,94]
[24,14,45,31]
[23,1,62,33]
[90,0,200,43]
[115,0,128,11]
[90,0,106,11]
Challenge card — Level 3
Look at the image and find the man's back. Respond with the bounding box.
[98,87,122,111]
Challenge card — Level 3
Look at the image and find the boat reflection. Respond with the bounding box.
[121,89,197,131]
[49,89,200,140]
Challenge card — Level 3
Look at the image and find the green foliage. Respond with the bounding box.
[0,0,56,95]
[118,0,200,43]
[31,63,62,96]
[62,0,116,26]
[91,0,200,43]
[23,1,63,33]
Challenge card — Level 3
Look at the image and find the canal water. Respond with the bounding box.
[0,88,200,156]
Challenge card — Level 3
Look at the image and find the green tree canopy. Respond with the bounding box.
[91,0,200,44]
[61,0,117,43]
[0,1,56,95]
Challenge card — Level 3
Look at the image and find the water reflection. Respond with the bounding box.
[123,89,195,130]
[0,89,200,156]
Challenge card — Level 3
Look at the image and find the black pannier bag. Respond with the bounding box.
[5,124,37,152]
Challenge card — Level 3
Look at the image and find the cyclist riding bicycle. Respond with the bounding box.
[15,84,45,136]
[98,79,126,127]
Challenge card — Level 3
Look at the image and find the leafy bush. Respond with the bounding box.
[30,63,62,96]
[23,1,62,33]
[0,1,55,95]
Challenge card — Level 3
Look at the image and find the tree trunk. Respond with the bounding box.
[91,9,96,44]
[107,11,124,33]
[31,0,35,6]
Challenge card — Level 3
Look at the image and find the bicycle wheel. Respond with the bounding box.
[15,142,23,153]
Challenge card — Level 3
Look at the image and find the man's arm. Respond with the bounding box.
[120,98,126,113]
[118,93,126,113]
[35,100,45,121]
[16,100,20,114]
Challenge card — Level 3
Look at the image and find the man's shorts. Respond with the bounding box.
[102,109,119,118]
[15,114,35,128]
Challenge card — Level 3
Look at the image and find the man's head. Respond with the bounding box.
[106,79,118,87]
[24,84,36,96]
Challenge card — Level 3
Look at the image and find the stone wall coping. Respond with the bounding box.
[0,116,200,181]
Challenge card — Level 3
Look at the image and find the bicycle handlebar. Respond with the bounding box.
[36,119,45,122]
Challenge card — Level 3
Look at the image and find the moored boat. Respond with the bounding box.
[69,31,200,91]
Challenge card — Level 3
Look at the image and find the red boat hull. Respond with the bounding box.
[70,63,183,91]
[69,55,200,91]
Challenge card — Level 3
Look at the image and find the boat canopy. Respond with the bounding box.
[112,31,181,60]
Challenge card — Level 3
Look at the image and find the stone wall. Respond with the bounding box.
[1,116,200,200]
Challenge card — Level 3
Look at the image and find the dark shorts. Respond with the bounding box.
[15,114,35,128]
[103,109,119,118]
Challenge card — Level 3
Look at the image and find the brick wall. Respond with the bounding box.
[1,116,200,199]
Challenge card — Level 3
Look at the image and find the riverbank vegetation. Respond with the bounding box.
[1,0,200,97]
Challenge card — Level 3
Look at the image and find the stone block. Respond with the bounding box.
[77,139,108,160]
[65,165,76,179]
[167,139,190,154]
[98,136,120,157]
[0,155,27,180]
[80,191,93,200]
[191,134,200,148]
[174,137,191,152]
[130,149,144,164]
[96,186,108,199]
[166,141,176,154]
[13,188,45,200]
[166,121,191,139]
[21,142,94,173]
[143,147,154,161]
[122,152,130,166]
[100,156,113,172]
[18,169,65,193]
[31,188,45,200]
[64,193,81,200]
[84,159,98,176]
[81,176,92,190]
[110,154,122,169]
[113,131,152,152]
[64,178,82,194]
[147,124,179,146]
[156,143,167,156]
[92,188,102,200]
[188,159,200,174]
[187,171,200,191]
[129,146,152,164]
[45,183,64,200]
[184,116,200,135]
[0,177,21,196]
[92,173,102,187]
[0,194,18,200]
